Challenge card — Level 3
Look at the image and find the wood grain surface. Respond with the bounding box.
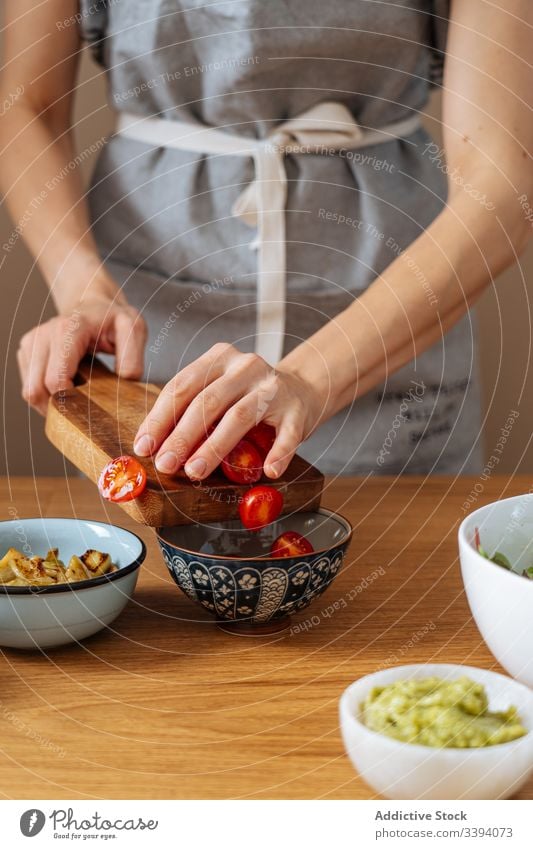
[45,358,324,526]
[0,474,532,800]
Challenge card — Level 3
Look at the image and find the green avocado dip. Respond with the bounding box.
[362,677,527,748]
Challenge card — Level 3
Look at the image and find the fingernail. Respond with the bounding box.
[156,451,179,474]
[134,434,155,456]
[267,462,283,478]
[185,457,207,479]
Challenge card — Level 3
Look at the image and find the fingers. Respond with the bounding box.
[184,397,304,482]
[263,413,304,479]
[44,316,90,396]
[17,298,147,418]
[183,393,269,479]
[18,316,92,414]
[133,343,239,460]
[18,329,50,415]
[153,354,267,475]
[134,344,308,483]
[113,309,147,379]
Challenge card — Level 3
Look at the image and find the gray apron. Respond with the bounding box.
[80,0,483,475]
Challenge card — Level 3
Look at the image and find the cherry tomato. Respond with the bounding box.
[221,439,263,484]
[98,455,147,503]
[271,531,314,558]
[239,485,284,530]
[246,422,276,457]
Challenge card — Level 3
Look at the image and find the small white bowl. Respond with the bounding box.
[0,518,146,649]
[339,663,533,799]
[459,494,533,686]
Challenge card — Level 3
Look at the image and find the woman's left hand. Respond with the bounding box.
[133,343,323,480]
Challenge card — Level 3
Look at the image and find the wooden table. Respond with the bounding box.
[1,475,532,800]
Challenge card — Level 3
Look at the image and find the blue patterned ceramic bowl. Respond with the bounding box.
[156,508,352,632]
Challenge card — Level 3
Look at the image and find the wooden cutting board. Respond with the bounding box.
[45,358,324,527]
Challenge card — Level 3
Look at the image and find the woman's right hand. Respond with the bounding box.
[17,291,147,415]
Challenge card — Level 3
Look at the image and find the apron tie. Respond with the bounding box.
[116,102,421,364]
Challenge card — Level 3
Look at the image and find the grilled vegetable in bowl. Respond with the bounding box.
[0,518,146,649]
[0,547,116,587]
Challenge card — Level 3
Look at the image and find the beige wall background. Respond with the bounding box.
[1,47,532,477]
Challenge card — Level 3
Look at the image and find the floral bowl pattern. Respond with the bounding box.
[156,508,352,630]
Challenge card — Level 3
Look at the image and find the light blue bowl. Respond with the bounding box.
[0,518,146,649]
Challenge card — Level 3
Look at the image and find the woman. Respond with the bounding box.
[2,1,531,481]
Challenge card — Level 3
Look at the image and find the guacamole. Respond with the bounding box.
[362,676,527,748]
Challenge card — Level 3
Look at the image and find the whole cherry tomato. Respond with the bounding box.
[98,455,147,502]
[239,485,284,530]
[221,439,263,484]
[246,423,276,457]
[271,531,314,558]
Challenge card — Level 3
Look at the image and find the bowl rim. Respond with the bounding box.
[156,506,353,561]
[0,517,146,595]
[339,662,533,757]
[458,494,533,589]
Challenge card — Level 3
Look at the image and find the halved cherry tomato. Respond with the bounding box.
[239,485,284,530]
[246,423,276,457]
[98,455,147,502]
[271,531,314,558]
[221,439,263,484]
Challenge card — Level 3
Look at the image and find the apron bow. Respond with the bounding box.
[116,103,420,364]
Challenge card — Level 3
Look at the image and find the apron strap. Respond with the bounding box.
[116,104,421,365]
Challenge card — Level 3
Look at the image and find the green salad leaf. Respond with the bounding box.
[490,552,512,570]
[475,527,512,570]
[475,527,533,578]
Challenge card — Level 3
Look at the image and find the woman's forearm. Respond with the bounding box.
[0,101,118,312]
[279,181,531,429]
[0,0,118,314]
[281,0,533,435]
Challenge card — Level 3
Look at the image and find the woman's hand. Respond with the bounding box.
[17,291,147,415]
[133,343,323,481]
[2,1,147,418]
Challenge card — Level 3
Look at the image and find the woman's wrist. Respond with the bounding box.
[278,338,347,435]
[50,262,125,315]
[283,305,361,394]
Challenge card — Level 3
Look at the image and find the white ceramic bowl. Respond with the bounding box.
[339,663,533,799]
[459,494,533,686]
[0,518,146,649]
